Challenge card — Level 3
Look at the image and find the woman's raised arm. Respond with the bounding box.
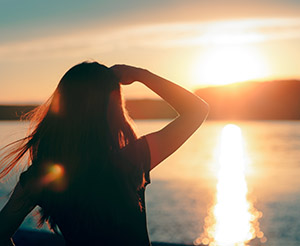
[111,65,209,170]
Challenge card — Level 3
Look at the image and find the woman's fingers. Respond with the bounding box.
[110,65,132,85]
[110,65,145,85]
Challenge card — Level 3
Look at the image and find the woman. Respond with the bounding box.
[0,62,209,246]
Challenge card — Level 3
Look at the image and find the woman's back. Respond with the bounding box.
[21,136,151,245]
[0,62,209,246]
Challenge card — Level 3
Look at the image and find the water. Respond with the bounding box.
[1,120,300,246]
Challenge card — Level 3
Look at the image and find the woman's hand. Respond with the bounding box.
[110,64,147,85]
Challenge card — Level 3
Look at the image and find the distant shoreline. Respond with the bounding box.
[0,100,177,121]
[0,105,37,121]
[2,80,300,120]
[1,100,300,121]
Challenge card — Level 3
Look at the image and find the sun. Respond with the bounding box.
[191,45,270,86]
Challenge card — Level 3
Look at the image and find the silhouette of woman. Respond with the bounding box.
[0,62,209,246]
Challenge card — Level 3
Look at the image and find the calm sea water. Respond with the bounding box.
[1,120,300,246]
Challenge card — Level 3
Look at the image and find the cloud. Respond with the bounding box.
[1,18,300,61]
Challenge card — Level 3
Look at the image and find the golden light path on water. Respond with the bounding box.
[195,124,265,246]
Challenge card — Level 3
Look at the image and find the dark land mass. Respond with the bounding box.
[0,105,36,121]
[195,79,300,120]
[0,101,177,121]
[1,80,300,120]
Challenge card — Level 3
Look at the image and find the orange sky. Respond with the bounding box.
[1,0,300,103]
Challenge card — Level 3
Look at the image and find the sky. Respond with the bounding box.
[1,0,300,103]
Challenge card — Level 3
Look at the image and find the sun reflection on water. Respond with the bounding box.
[195,124,265,246]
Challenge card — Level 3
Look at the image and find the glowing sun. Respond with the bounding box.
[192,45,270,86]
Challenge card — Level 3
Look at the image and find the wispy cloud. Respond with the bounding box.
[1,18,300,61]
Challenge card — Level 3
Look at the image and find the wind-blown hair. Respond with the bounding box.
[0,62,144,232]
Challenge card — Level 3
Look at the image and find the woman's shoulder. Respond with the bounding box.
[19,164,38,186]
[19,164,42,201]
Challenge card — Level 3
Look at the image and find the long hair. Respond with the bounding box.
[0,62,144,232]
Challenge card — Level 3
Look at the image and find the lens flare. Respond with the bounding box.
[50,93,61,114]
[40,163,66,191]
[195,124,265,246]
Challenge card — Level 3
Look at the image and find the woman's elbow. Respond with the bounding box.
[184,100,209,126]
[180,99,209,124]
[195,100,209,121]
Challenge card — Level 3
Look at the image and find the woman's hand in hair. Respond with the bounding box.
[110,64,147,85]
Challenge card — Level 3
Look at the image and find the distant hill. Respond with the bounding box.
[1,80,300,120]
[0,101,176,120]
[195,80,300,120]
[0,105,36,120]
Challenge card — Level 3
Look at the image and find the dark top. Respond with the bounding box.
[19,136,151,246]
